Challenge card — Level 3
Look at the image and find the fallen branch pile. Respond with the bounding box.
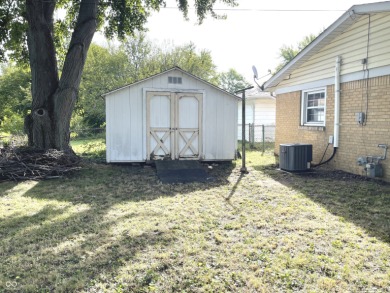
[0,147,81,182]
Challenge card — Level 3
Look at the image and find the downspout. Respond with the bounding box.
[334,55,341,148]
[313,56,341,167]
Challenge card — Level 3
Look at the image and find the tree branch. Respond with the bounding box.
[53,0,98,149]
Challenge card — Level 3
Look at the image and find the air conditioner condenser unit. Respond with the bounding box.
[279,143,313,172]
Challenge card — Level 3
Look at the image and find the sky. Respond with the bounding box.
[134,0,382,84]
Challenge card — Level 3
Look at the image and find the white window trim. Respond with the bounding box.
[301,87,326,126]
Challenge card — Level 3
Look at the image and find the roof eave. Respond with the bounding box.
[263,1,390,90]
[102,67,180,97]
[102,66,240,100]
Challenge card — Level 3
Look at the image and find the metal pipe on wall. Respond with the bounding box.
[334,56,341,148]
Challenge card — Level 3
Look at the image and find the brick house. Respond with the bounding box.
[264,1,390,180]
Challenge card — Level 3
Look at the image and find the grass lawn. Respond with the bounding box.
[1,142,390,292]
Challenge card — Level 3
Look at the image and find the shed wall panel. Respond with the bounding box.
[203,88,237,160]
[129,85,144,160]
[106,87,144,162]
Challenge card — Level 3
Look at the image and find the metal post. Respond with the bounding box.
[241,91,246,172]
[249,123,254,148]
[235,86,254,173]
[262,124,265,153]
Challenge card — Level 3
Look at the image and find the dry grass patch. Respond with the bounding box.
[1,149,390,292]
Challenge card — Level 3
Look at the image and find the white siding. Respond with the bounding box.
[105,68,238,162]
[237,98,276,142]
[278,13,390,88]
[238,98,276,125]
[237,102,255,124]
[237,102,254,142]
[253,99,276,126]
[106,87,144,162]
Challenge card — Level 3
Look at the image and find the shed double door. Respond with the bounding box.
[146,91,203,160]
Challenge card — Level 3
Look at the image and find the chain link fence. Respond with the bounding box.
[70,127,106,140]
[238,123,275,152]
[0,127,106,149]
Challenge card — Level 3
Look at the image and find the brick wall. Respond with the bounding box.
[275,75,390,181]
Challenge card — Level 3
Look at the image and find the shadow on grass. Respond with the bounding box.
[0,181,19,197]
[23,162,234,205]
[1,204,174,291]
[225,172,245,201]
[255,163,390,244]
[1,161,235,291]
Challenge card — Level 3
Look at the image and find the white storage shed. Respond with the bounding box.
[103,67,239,163]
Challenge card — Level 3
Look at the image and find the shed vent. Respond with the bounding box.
[168,76,182,84]
[279,143,312,172]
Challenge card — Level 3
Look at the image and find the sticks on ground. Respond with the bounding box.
[0,147,81,182]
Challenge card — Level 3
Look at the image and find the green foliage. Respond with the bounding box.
[78,44,129,128]
[78,36,219,128]
[122,35,218,83]
[0,35,235,131]
[275,33,318,72]
[0,113,24,135]
[218,68,251,93]
[121,32,154,81]
[159,43,217,83]
[1,0,238,144]
[0,63,31,133]
[0,0,238,64]
[0,1,28,63]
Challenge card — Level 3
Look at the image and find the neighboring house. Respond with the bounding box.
[264,1,390,180]
[237,88,276,142]
[103,67,239,163]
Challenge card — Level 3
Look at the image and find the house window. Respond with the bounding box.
[301,88,326,126]
[168,76,182,84]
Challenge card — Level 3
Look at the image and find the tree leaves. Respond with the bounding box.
[219,68,251,94]
[275,33,318,73]
[1,0,237,64]
[78,35,220,128]
[0,0,28,63]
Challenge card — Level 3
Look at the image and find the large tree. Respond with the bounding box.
[0,0,237,151]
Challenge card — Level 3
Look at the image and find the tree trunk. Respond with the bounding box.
[25,0,98,151]
[25,0,58,149]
